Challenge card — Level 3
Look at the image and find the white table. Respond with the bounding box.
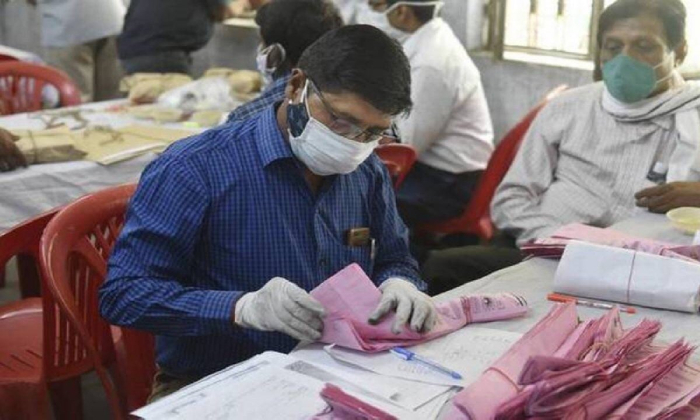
[132,212,700,419]
[437,211,700,345]
[0,100,201,232]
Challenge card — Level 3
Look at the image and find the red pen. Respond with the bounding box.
[547,293,637,314]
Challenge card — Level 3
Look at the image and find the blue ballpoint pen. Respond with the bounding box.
[390,347,463,380]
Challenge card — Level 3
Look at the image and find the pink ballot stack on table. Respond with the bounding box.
[310,264,529,353]
[521,223,700,263]
[448,303,700,420]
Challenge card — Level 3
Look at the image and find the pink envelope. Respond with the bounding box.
[521,223,700,263]
[449,302,579,420]
[311,384,398,420]
[310,264,528,352]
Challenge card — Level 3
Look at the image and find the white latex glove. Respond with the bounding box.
[368,278,438,334]
[234,277,326,341]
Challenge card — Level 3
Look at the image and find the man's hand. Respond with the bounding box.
[234,277,326,341]
[0,128,27,172]
[368,278,438,334]
[635,182,700,213]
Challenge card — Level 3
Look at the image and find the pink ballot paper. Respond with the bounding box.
[310,264,528,352]
[521,223,700,263]
[448,302,579,420]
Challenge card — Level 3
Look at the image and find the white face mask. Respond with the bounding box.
[360,1,444,43]
[256,43,286,86]
[288,82,379,176]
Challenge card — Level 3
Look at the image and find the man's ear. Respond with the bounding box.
[674,40,688,67]
[285,69,307,104]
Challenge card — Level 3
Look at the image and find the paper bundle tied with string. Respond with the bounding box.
[11,126,86,164]
[74,125,195,165]
[120,73,193,104]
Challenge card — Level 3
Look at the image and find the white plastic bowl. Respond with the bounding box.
[666,207,700,235]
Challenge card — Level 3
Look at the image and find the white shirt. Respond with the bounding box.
[398,18,494,174]
[38,0,126,48]
[491,82,700,245]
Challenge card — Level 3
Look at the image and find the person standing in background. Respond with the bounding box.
[118,0,235,75]
[26,0,126,102]
[364,0,494,229]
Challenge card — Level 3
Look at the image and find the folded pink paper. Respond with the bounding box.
[449,302,579,420]
[521,223,700,263]
[310,264,528,352]
[311,384,397,420]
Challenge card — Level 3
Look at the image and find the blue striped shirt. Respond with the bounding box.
[226,74,291,123]
[99,105,422,378]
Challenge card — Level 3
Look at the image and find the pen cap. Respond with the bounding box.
[547,293,575,303]
[390,347,412,360]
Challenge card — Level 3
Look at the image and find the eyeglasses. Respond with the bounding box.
[307,79,400,144]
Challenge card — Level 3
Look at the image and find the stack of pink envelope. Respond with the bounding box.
[311,384,397,420]
[520,223,700,263]
[310,264,529,353]
[449,304,700,419]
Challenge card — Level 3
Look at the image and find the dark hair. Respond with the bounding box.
[386,0,438,24]
[256,0,344,78]
[597,0,686,50]
[298,25,412,116]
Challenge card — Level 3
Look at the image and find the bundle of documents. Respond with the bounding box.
[449,303,700,419]
[521,223,700,263]
[310,264,528,352]
[74,125,195,165]
[10,124,195,166]
[12,126,86,164]
[554,241,700,312]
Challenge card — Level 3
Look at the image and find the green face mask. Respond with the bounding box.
[602,53,674,103]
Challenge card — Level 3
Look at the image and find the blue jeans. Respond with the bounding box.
[120,50,193,75]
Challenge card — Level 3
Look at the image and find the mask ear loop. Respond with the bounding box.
[654,51,677,86]
[289,78,309,106]
[262,43,287,72]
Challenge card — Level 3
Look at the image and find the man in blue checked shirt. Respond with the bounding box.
[99,25,437,401]
[226,0,343,123]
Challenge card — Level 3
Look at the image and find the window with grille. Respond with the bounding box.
[488,0,700,76]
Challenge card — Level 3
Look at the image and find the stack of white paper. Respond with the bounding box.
[554,241,700,312]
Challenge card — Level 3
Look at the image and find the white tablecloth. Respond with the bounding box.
[435,212,700,345]
[0,100,201,232]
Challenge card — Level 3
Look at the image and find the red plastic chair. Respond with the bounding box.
[38,183,148,419]
[0,209,60,297]
[375,144,418,189]
[0,61,81,115]
[416,85,569,241]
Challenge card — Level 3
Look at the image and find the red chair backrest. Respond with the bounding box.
[375,144,418,189]
[0,209,60,298]
[40,184,139,419]
[0,61,81,115]
[417,85,569,240]
[0,54,20,63]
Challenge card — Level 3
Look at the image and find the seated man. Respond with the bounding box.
[423,0,700,295]
[99,25,437,402]
[227,0,344,122]
[0,128,27,172]
[364,0,494,227]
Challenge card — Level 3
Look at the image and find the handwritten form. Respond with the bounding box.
[132,353,328,420]
[324,327,522,387]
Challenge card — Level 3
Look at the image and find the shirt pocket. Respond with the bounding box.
[342,244,373,278]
